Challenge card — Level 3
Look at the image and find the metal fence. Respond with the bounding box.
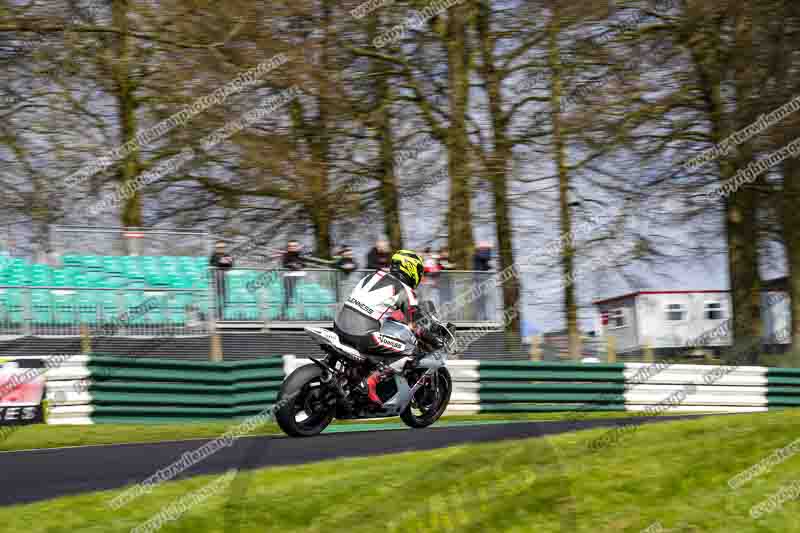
[50,225,212,258]
[0,266,504,337]
[0,285,212,337]
[214,267,503,325]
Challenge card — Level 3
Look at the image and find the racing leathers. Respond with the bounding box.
[333,270,443,359]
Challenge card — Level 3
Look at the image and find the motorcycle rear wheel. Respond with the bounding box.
[275,364,335,437]
[400,367,452,429]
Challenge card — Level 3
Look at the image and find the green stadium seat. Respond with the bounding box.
[51,271,69,287]
[80,255,102,269]
[77,291,99,324]
[228,288,257,305]
[101,256,123,273]
[30,290,52,324]
[223,305,260,321]
[62,255,84,267]
[190,275,209,289]
[146,275,170,287]
[51,290,77,324]
[284,305,302,320]
[166,307,186,325]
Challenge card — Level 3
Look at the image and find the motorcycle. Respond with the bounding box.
[274,302,457,437]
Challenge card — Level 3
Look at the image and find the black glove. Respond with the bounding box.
[416,323,444,351]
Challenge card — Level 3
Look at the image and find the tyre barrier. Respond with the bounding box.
[33,356,800,424]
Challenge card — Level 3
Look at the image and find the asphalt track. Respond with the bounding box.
[0,414,702,507]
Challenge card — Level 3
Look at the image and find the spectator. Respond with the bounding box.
[473,241,493,321]
[437,247,456,271]
[473,241,492,271]
[282,240,306,319]
[366,239,391,271]
[418,246,442,306]
[209,240,234,320]
[422,247,441,275]
[334,246,358,277]
[436,247,455,315]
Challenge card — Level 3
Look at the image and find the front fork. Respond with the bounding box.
[408,367,439,406]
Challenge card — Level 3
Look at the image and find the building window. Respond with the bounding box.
[665,303,687,321]
[609,308,627,328]
[704,301,725,320]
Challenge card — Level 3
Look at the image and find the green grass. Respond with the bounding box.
[0,411,666,452]
[2,410,799,532]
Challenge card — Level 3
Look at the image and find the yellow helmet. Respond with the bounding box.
[389,250,424,289]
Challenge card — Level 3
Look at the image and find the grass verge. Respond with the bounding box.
[1,410,799,531]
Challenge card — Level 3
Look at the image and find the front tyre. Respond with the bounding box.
[275,364,335,437]
[400,367,452,429]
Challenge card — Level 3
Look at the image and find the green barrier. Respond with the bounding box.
[84,355,285,423]
[463,360,629,412]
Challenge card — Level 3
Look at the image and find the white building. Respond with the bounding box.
[594,282,790,355]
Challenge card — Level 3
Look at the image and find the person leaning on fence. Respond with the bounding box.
[333,246,358,277]
[209,240,234,320]
[473,242,493,321]
[281,240,305,319]
[366,239,391,271]
[437,246,456,312]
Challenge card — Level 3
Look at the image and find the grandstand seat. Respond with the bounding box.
[72,276,91,288]
[228,287,257,305]
[190,275,209,289]
[80,255,103,270]
[98,291,121,321]
[0,289,23,323]
[30,290,52,324]
[62,255,84,268]
[101,256,122,273]
[29,265,52,286]
[77,291,99,324]
[160,256,180,272]
[223,305,260,321]
[284,304,301,320]
[51,271,69,287]
[51,290,77,324]
[146,274,171,287]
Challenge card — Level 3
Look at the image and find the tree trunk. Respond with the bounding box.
[727,5,761,362]
[445,3,474,269]
[686,8,760,363]
[782,158,800,359]
[476,1,519,333]
[371,15,403,251]
[548,8,581,360]
[111,0,141,227]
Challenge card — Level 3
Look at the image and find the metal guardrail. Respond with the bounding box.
[215,267,503,325]
[0,285,211,337]
[0,266,504,337]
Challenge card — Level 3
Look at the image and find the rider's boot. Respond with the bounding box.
[365,364,394,406]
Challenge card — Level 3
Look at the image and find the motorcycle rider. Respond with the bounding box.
[333,249,445,405]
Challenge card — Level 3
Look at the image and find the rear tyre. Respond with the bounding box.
[275,364,335,437]
[400,367,452,429]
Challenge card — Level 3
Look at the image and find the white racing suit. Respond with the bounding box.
[333,270,444,406]
[333,270,443,359]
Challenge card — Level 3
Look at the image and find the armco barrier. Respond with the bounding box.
[40,357,800,424]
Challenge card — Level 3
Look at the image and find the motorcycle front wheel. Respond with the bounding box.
[400,367,452,429]
[275,364,335,437]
